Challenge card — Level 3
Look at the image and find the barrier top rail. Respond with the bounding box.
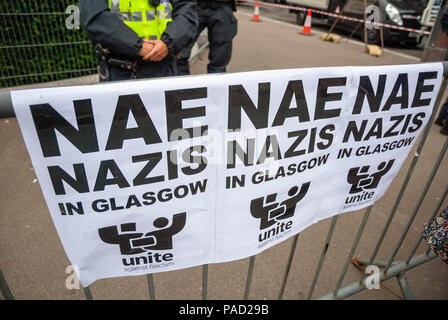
[0,61,447,119]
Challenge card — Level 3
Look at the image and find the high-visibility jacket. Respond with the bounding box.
[108,0,173,40]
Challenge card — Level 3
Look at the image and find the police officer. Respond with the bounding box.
[79,0,198,81]
[177,0,237,75]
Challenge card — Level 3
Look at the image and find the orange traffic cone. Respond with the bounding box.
[301,9,312,35]
[335,5,340,15]
[252,1,260,22]
[335,5,345,22]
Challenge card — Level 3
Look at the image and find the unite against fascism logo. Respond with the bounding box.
[98,212,186,270]
[250,182,310,246]
[345,160,395,207]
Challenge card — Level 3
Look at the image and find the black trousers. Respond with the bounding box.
[437,98,448,127]
[177,4,237,75]
[99,56,178,82]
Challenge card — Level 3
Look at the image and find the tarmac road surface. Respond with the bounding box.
[236,0,425,59]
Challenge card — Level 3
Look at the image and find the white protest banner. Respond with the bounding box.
[11,63,443,286]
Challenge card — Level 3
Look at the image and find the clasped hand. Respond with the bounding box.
[138,39,169,62]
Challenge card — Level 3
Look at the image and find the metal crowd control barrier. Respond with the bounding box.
[0,62,447,300]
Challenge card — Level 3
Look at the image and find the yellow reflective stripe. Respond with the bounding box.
[157,2,172,20]
[132,11,142,22]
[157,1,172,38]
[108,0,171,40]
[146,10,156,21]
[109,0,130,21]
[109,0,120,12]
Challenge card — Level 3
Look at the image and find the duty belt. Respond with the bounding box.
[94,44,137,80]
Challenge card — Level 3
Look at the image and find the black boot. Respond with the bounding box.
[435,117,444,126]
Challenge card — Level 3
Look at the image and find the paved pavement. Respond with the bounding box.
[0,11,447,300]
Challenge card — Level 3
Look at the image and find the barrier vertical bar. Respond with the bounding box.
[202,264,208,300]
[147,274,155,300]
[421,2,448,62]
[406,185,448,264]
[307,216,338,300]
[278,234,299,300]
[384,137,448,273]
[378,0,385,51]
[333,206,372,297]
[368,78,448,265]
[83,286,93,300]
[189,41,210,63]
[243,256,256,300]
[397,273,414,300]
[0,269,14,300]
[363,0,368,52]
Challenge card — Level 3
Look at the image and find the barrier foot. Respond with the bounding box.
[318,253,437,300]
[397,273,414,300]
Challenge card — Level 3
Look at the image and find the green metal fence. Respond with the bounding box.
[0,0,96,88]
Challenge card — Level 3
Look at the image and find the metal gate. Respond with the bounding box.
[1,67,446,300]
[0,1,447,301]
[0,0,96,89]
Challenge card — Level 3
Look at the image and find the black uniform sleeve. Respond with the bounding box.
[79,0,143,59]
[161,0,199,56]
